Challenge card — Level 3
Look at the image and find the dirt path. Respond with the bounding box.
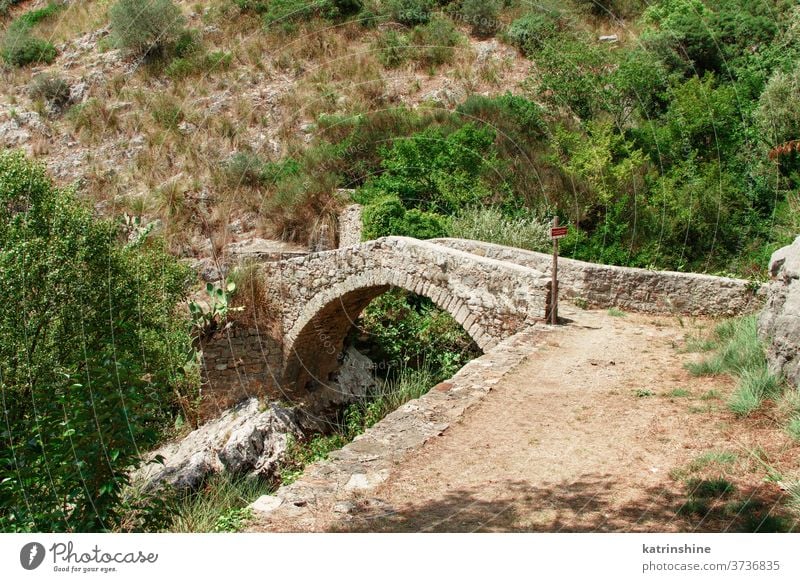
[253,308,798,532]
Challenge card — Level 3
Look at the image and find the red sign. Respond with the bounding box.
[550,226,568,239]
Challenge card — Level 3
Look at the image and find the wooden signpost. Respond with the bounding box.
[550,218,567,325]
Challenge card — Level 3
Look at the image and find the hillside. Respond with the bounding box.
[2,0,797,276]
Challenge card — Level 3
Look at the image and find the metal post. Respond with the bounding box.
[551,216,559,326]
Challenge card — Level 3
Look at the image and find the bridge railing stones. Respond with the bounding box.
[431,238,765,317]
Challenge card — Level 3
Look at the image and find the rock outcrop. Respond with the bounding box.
[759,235,800,388]
[137,399,302,491]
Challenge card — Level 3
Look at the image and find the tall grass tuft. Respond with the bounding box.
[786,416,800,442]
[686,315,783,417]
[448,207,551,252]
[167,474,273,532]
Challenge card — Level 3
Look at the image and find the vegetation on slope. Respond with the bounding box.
[0,151,198,532]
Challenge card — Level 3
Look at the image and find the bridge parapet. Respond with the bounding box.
[432,238,765,317]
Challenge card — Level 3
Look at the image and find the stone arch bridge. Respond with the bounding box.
[261,237,550,395]
[199,235,760,418]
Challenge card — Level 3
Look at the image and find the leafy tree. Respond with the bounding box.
[536,36,616,121]
[460,0,500,38]
[0,151,195,532]
[109,0,186,58]
[755,65,800,149]
[358,123,497,214]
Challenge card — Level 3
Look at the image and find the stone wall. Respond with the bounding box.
[199,324,283,420]
[338,204,363,248]
[758,236,800,388]
[432,238,764,317]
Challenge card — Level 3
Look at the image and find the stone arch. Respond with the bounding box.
[281,267,489,395]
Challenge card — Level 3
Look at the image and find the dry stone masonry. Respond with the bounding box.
[261,237,550,398]
[432,238,764,317]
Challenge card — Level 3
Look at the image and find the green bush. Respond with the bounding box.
[356,289,479,379]
[361,195,449,239]
[358,123,497,213]
[28,73,71,109]
[755,64,800,148]
[505,11,566,55]
[0,151,195,532]
[641,0,779,77]
[410,15,461,67]
[573,0,644,19]
[325,0,363,19]
[373,29,411,68]
[11,1,63,29]
[165,50,233,79]
[459,0,500,37]
[386,0,433,26]
[1,27,56,66]
[233,0,269,13]
[262,0,319,26]
[224,151,266,187]
[109,0,186,58]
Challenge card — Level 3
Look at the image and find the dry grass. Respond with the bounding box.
[0,2,534,256]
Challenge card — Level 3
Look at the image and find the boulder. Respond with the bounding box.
[137,399,303,491]
[327,346,378,406]
[758,235,800,388]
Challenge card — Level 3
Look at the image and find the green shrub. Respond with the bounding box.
[224,151,266,187]
[386,0,433,26]
[505,11,566,55]
[165,50,233,79]
[573,0,644,19]
[361,195,449,240]
[459,0,500,37]
[1,27,56,66]
[357,289,479,379]
[358,123,497,213]
[325,0,363,19]
[373,29,411,68]
[0,151,195,532]
[755,64,800,148]
[410,16,461,67]
[28,73,71,109]
[109,0,186,58]
[233,0,269,12]
[151,96,184,130]
[173,28,202,58]
[10,1,63,29]
[262,0,318,26]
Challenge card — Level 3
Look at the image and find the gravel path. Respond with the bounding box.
[251,308,794,532]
